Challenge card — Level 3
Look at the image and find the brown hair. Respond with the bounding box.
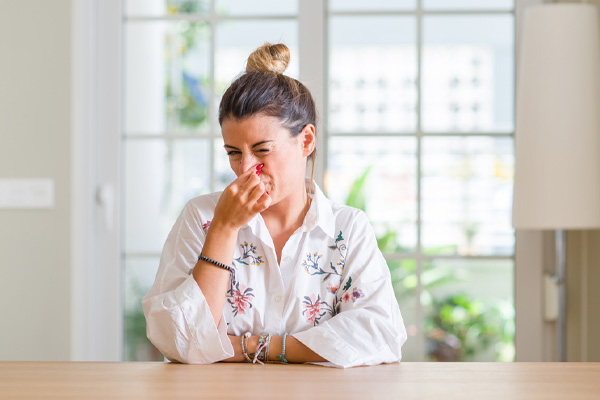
[218,43,317,187]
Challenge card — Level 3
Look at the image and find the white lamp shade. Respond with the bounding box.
[513,4,600,230]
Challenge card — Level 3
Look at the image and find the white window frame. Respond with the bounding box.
[71,0,545,361]
[71,0,122,361]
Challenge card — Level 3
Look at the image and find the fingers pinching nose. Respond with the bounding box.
[256,163,264,176]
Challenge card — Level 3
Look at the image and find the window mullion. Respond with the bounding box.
[299,0,327,189]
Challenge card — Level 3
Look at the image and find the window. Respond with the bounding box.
[326,1,515,361]
[121,0,515,362]
[122,0,298,360]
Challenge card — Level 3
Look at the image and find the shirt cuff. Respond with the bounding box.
[173,274,234,363]
[292,322,363,368]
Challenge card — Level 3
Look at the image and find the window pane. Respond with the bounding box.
[329,16,417,133]
[327,137,417,253]
[125,0,210,15]
[217,0,297,15]
[422,258,515,362]
[422,15,514,133]
[388,259,421,361]
[330,0,415,12]
[216,19,298,99]
[124,256,163,361]
[423,0,513,10]
[124,139,211,254]
[124,21,211,135]
[421,137,514,256]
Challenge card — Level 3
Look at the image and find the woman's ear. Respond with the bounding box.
[299,124,316,157]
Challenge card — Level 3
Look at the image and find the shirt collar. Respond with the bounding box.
[243,178,336,242]
[303,179,336,240]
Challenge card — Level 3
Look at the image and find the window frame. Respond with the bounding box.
[71,0,545,361]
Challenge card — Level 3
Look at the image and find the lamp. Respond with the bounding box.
[513,3,600,361]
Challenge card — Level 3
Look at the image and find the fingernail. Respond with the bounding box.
[266,191,269,195]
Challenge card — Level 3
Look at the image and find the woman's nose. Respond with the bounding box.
[239,154,258,174]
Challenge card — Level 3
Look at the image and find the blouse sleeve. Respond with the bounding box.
[141,200,234,363]
[292,210,408,368]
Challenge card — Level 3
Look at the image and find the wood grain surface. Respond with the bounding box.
[1,361,599,399]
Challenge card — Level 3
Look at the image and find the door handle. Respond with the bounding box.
[96,183,115,231]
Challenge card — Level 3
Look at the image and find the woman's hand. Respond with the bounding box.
[212,165,271,232]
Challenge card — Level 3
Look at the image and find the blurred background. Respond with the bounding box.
[1,0,599,363]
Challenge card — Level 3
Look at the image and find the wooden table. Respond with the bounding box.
[1,362,599,399]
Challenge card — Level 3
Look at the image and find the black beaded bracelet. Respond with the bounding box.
[198,253,233,273]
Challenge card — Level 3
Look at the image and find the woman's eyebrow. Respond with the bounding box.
[223,140,274,151]
[251,140,274,148]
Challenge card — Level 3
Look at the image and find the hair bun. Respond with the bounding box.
[246,42,290,74]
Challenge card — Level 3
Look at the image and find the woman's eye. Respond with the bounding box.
[227,151,240,157]
[256,149,269,154]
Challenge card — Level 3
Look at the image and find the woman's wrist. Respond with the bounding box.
[268,335,283,362]
[207,217,240,239]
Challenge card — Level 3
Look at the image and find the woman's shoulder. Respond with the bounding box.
[323,197,371,229]
[179,191,223,221]
[187,191,222,208]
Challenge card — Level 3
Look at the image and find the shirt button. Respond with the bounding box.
[275,296,282,302]
[283,255,291,262]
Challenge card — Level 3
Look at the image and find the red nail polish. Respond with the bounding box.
[266,191,269,195]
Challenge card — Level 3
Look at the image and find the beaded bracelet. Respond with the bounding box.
[276,333,289,364]
[241,332,253,363]
[263,334,271,362]
[253,334,271,365]
[198,254,233,273]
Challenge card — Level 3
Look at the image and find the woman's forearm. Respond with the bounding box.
[270,334,326,363]
[192,221,239,327]
[223,334,327,364]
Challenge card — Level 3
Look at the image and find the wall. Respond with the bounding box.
[0,0,72,360]
[0,0,597,363]
[554,0,600,362]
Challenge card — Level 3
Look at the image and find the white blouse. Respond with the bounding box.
[142,182,407,368]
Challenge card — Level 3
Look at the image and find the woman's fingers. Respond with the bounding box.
[256,191,272,210]
[214,164,269,229]
[239,170,261,195]
[229,166,259,194]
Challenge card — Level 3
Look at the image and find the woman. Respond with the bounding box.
[143,43,407,368]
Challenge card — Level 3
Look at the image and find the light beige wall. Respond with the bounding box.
[0,0,71,360]
[553,0,600,362]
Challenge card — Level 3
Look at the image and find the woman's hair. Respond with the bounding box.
[218,43,317,165]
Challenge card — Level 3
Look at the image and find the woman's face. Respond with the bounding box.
[221,113,315,205]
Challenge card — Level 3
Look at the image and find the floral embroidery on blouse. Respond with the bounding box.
[352,288,364,301]
[227,281,255,316]
[301,231,347,281]
[299,230,366,324]
[236,241,264,266]
[327,282,339,294]
[302,252,324,275]
[302,294,328,326]
[202,220,211,231]
[339,277,363,304]
[321,231,347,282]
[303,275,365,324]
